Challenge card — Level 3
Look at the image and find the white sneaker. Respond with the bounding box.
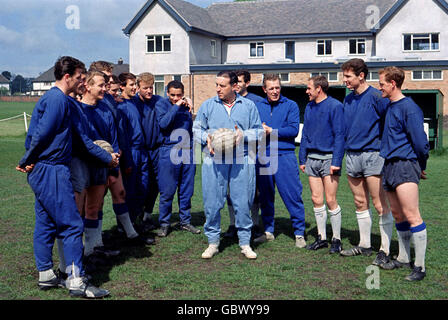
[295,235,307,248]
[201,244,219,259]
[265,232,275,241]
[240,245,257,259]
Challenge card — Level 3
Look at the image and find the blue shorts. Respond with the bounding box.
[70,157,89,193]
[88,164,108,187]
[382,159,421,191]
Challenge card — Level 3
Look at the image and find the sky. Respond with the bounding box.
[0,0,230,78]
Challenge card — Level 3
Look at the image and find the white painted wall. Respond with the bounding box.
[224,37,374,64]
[32,82,54,91]
[129,2,190,75]
[376,0,448,61]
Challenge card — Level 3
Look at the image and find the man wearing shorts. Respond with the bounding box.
[378,67,429,281]
[340,59,394,268]
[299,75,345,253]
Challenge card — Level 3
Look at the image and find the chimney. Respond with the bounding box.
[118,58,123,65]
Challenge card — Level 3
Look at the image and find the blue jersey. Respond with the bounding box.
[79,100,119,154]
[117,97,146,150]
[299,96,345,167]
[256,95,300,154]
[155,98,193,146]
[380,97,429,170]
[69,96,111,164]
[136,93,163,150]
[20,87,72,166]
[343,86,389,152]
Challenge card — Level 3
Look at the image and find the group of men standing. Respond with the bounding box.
[17,56,429,299]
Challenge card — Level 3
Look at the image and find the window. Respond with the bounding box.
[311,71,338,82]
[147,35,171,53]
[412,70,443,80]
[285,41,295,61]
[279,73,290,83]
[349,38,366,55]
[366,71,379,81]
[211,40,217,58]
[250,42,264,57]
[172,75,182,82]
[317,40,332,56]
[403,33,439,51]
[154,75,165,95]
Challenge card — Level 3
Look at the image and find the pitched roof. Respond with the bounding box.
[124,0,401,38]
[0,73,9,83]
[33,66,55,83]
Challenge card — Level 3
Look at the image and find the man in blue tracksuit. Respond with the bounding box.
[117,72,148,225]
[299,75,345,253]
[135,73,163,232]
[378,67,429,281]
[340,58,394,267]
[224,70,264,239]
[16,56,109,298]
[193,71,263,260]
[155,80,200,237]
[254,73,307,248]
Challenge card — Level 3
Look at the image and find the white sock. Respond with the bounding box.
[314,205,327,240]
[411,223,427,272]
[379,212,394,255]
[117,213,139,239]
[39,269,56,282]
[328,205,342,241]
[56,238,67,273]
[83,227,97,257]
[94,224,104,248]
[356,209,372,248]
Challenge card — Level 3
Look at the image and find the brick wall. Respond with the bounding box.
[0,96,40,103]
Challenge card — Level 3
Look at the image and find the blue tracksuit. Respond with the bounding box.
[299,96,345,167]
[102,93,132,171]
[137,93,163,214]
[343,86,389,152]
[155,98,196,227]
[193,94,263,245]
[380,97,429,170]
[255,95,306,236]
[117,97,148,221]
[19,87,85,277]
[244,92,264,104]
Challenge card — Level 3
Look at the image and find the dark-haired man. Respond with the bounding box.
[17,56,110,298]
[299,75,345,253]
[340,58,393,267]
[193,71,263,259]
[155,80,200,236]
[224,70,264,239]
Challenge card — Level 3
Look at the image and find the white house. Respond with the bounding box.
[124,0,448,148]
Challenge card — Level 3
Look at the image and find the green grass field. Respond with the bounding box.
[0,101,447,300]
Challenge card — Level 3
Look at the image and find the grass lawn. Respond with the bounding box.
[0,101,447,300]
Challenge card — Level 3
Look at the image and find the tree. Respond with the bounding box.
[11,75,27,95]
[1,71,12,81]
